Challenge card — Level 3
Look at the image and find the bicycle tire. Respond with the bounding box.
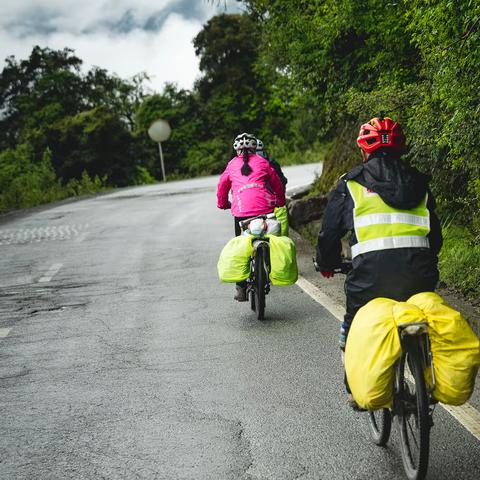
[368,408,392,446]
[397,339,430,480]
[254,245,266,320]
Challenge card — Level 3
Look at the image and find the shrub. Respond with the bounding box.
[438,225,480,301]
[181,138,231,176]
[129,166,157,185]
[0,145,65,212]
[66,170,106,196]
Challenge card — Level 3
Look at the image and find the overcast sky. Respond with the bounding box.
[0,0,243,92]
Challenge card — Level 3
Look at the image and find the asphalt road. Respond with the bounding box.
[1,164,479,480]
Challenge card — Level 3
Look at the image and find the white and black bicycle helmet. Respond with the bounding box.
[233,132,257,152]
[256,138,264,152]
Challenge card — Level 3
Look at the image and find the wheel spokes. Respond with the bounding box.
[406,415,420,453]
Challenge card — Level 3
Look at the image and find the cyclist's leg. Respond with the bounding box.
[234,216,249,237]
[342,290,365,395]
[234,216,249,301]
[342,271,371,349]
[343,270,378,396]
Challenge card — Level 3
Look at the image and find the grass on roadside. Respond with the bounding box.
[438,224,480,302]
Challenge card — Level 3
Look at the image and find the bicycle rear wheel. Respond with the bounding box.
[368,408,392,446]
[254,245,266,320]
[397,339,430,480]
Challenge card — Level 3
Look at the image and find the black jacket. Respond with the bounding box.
[258,151,288,185]
[316,150,443,269]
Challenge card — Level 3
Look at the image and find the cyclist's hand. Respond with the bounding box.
[221,201,231,210]
[321,270,334,279]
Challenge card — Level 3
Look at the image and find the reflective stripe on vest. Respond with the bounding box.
[346,180,430,258]
[354,213,429,228]
[351,236,430,258]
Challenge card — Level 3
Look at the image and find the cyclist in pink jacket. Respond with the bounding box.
[217,132,286,301]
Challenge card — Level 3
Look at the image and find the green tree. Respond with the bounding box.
[242,0,480,230]
[135,13,286,178]
[45,106,143,186]
[135,84,202,177]
[192,13,269,140]
[0,46,84,149]
[0,46,153,187]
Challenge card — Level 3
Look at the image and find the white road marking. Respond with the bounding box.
[442,403,480,440]
[0,224,89,245]
[75,233,88,243]
[0,328,12,338]
[296,276,345,320]
[295,274,480,442]
[38,263,63,283]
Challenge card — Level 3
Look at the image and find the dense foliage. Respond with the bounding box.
[135,13,312,178]
[2,6,478,220]
[242,0,480,230]
[0,46,157,211]
[239,0,480,300]
[0,13,313,213]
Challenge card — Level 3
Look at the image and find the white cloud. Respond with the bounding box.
[2,0,176,35]
[0,0,244,91]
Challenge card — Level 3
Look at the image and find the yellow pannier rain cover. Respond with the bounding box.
[408,292,480,405]
[345,299,424,410]
[346,292,480,410]
[217,235,252,283]
[274,206,289,237]
[267,235,298,286]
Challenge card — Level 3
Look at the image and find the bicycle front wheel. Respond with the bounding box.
[397,339,430,480]
[368,408,392,446]
[254,245,266,320]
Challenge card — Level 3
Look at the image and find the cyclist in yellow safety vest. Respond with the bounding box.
[315,115,442,405]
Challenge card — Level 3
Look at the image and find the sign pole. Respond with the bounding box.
[148,119,171,183]
[158,142,166,182]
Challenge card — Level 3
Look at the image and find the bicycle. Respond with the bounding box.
[239,213,277,320]
[368,321,435,480]
[313,258,435,480]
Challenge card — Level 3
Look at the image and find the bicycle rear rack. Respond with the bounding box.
[398,321,428,337]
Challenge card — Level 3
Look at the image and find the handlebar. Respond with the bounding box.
[312,257,352,274]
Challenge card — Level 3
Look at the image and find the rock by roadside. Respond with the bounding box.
[287,194,327,229]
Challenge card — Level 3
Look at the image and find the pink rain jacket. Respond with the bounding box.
[217,153,286,217]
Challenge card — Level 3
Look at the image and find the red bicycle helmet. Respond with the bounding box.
[356,116,405,154]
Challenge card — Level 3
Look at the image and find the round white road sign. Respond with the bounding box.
[148,119,171,143]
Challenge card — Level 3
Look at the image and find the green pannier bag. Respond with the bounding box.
[267,235,298,286]
[217,235,253,283]
[274,206,289,237]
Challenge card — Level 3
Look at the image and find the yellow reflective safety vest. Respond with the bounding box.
[346,180,430,259]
